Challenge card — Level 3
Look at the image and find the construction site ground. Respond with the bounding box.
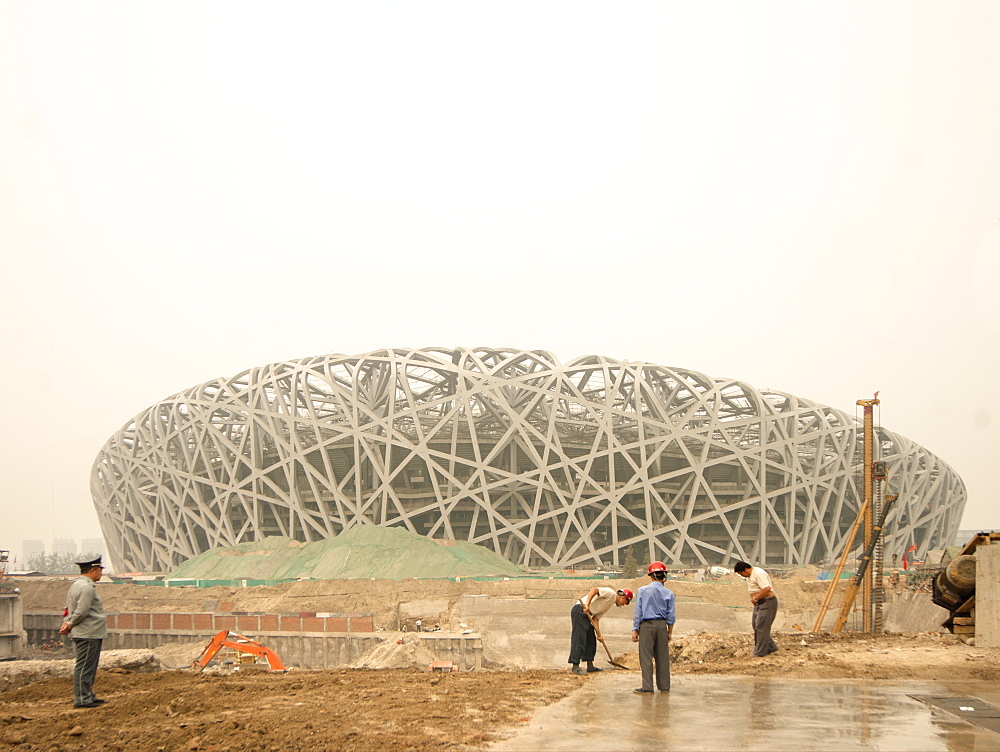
[2,633,999,751]
[3,574,1000,750]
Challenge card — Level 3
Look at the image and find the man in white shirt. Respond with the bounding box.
[734,560,778,657]
[567,586,633,674]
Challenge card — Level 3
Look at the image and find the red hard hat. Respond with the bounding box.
[618,588,634,603]
[647,561,667,574]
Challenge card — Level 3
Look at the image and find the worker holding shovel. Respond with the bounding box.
[568,586,633,674]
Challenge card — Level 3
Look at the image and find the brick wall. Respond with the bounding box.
[105,611,374,634]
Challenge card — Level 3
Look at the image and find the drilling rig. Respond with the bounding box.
[812,393,895,633]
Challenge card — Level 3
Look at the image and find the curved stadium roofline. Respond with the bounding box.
[91,347,966,573]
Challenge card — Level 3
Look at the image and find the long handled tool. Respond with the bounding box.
[589,614,630,669]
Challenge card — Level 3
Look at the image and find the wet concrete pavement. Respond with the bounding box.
[490,674,1000,751]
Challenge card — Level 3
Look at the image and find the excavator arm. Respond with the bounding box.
[192,630,286,672]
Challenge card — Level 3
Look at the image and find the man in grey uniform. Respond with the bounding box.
[59,556,108,708]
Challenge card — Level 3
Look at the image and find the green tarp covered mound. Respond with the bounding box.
[166,526,526,581]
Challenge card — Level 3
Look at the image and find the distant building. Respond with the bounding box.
[52,538,77,557]
[93,347,968,573]
[80,538,105,557]
[22,540,44,562]
[954,528,996,546]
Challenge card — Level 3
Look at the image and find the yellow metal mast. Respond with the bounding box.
[857,394,879,632]
[811,497,870,632]
[832,494,895,633]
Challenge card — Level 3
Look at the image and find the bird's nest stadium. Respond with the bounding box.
[92,348,966,573]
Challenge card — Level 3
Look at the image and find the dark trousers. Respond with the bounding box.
[752,596,779,656]
[72,638,103,706]
[637,619,671,691]
[567,603,596,665]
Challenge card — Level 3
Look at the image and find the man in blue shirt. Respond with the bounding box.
[631,560,676,693]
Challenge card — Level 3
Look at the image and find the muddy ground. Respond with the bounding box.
[3,631,998,751]
[0,664,580,751]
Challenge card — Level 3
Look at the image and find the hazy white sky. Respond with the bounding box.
[2,2,998,560]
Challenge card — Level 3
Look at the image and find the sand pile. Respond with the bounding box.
[166,526,526,581]
[670,631,754,663]
[351,634,438,669]
[152,642,208,670]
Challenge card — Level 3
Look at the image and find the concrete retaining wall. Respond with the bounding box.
[104,631,482,670]
[23,610,482,670]
[23,610,373,646]
[22,612,63,645]
[883,589,951,633]
[109,630,386,667]
[0,593,24,659]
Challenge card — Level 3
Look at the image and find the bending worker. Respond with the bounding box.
[568,586,633,674]
[734,560,779,657]
[631,561,675,693]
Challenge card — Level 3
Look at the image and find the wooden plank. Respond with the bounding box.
[956,595,976,614]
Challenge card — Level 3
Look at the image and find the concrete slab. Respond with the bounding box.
[489,675,1000,751]
[977,543,999,647]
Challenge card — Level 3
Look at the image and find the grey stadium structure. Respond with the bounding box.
[92,348,966,573]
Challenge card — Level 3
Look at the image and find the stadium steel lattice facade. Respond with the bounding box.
[92,348,966,573]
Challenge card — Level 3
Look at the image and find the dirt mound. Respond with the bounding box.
[610,630,1000,681]
[167,527,526,581]
[152,642,209,670]
[351,634,438,669]
[0,650,160,693]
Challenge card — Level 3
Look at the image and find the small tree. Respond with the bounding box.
[621,546,641,579]
[26,552,102,575]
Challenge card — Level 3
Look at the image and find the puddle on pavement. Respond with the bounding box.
[490,675,1000,751]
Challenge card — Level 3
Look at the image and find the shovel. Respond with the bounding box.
[589,614,630,670]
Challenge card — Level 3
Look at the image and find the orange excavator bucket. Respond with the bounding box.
[192,630,287,672]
